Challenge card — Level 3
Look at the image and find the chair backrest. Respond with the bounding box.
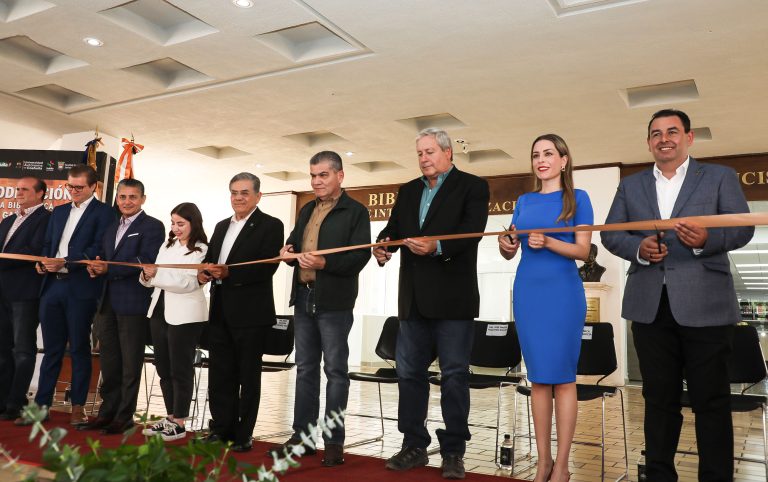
[728,324,768,386]
[469,320,522,370]
[577,323,617,380]
[263,315,295,356]
[375,316,400,362]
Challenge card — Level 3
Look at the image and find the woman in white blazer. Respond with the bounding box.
[139,202,208,441]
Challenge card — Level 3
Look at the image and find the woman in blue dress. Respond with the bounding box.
[498,134,593,482]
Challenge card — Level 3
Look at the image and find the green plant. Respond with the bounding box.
[2,404,344,482]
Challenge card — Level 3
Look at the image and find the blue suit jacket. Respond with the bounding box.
[41,198,116,300]
[98,211,165,316]
[0,207,51,300]
[601,158,753,327]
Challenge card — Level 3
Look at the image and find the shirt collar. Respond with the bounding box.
[230,207,257,224]
[16,202,45,217]
[421,165,454,188]
[120,210,143,225]
[72,195,95,210]
[653,156,690,181]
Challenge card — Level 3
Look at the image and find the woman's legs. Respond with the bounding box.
[552,382,577,481]
[531,383,554,481]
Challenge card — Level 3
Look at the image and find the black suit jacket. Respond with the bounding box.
[205,208,284,328]
[378,167,489,320]
[0,207,50,300]
[97,211,165,316]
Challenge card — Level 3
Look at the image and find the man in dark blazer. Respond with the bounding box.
[601,109,753,482]
[82,178,164,434]
[24,165,114,426]
[0,177,50,420]
[374,128,489,480]
[197,172,283,452]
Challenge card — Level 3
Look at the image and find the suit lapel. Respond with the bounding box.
[671,158,705,218]
[0,214,15,251]
[70,198,99,241]
[226,209,261,263]
[4,208,43,250]
[642,169,662,220]
[420,167,459,231]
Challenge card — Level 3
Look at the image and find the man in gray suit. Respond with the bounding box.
[601,109,753,482]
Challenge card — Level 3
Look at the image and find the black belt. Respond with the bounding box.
[53,272,69,280]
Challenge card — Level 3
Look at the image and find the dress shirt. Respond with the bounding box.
[298,196,339,283]
[2,202,45,249]
[115,210,143,247]
[55,195,95,272]
[419,165,453,255]
[217,207,257,265]
[637,157,701,266]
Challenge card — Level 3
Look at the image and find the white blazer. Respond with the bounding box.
[140,240,208,325]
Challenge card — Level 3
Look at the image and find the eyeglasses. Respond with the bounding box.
[65,183,88,193]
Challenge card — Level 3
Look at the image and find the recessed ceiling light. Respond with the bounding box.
[232,0,253,7]
[83,37,103,47]
[255,163,263,168]
[345,151,354,156]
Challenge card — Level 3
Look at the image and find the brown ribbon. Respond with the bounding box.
[1,212,765,270]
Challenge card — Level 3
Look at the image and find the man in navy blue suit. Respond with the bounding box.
[82,178,164,434]
[0,177,50,421]
[19,165,114,426]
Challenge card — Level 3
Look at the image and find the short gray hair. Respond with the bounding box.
[229,172,260,193]
[309,151,343,171]
[416,128,453,160]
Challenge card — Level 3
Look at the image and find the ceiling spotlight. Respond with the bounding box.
[83,37,103,47]
[345,151,354,156]
[232,0,253,7]
[255,163,263,168]
[455,138,470,154]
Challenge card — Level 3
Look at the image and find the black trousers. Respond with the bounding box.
[149,292,204,419]
[0,297,39,411]
[96,293,149,423]
[632,287,734,482]
[207,290,267,444]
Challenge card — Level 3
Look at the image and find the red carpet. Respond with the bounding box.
[0,412,524,481]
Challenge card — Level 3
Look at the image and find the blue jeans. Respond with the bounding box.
[292,286,354,445]
[396,318,474,456]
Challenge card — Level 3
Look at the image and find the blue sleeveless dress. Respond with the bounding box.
[511,189,593,384]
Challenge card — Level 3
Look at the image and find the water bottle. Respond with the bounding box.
[637,450,647,481]
[499,433,513,470]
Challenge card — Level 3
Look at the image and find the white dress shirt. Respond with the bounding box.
[217,208,257,264]
[55,195,95,272]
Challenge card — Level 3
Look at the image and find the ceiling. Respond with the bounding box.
[1,0,767,193]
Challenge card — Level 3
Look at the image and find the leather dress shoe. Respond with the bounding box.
[269,436,317,456]
[101,420,134,435]
[196,432,226,444]
[70,405,89,426]
[321,443,344,467]
[77,417,113,431]
[231,438,253,453]
[0,409,21,421]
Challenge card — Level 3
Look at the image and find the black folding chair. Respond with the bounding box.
[429,320,524,467]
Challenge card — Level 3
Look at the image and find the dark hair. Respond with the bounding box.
[117,178,145,196]
[309,151,343,171]
[21,176,47,199]
[531,133,576,223]
[647,109,691,138]
[167,202,208,254]
[68,164,98,185]
[229,172,260,193]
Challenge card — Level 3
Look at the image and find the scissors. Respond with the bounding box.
[500,224,516,244]
[654,226,664,254]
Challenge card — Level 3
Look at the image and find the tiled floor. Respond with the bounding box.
[70,362,768,482]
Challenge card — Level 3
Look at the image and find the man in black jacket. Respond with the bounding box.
[374,128,489,480]
[198,172,283,452]
[275,151,370,466]
[0,177,50,421]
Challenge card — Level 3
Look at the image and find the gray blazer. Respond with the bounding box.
[601,158,753,327]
